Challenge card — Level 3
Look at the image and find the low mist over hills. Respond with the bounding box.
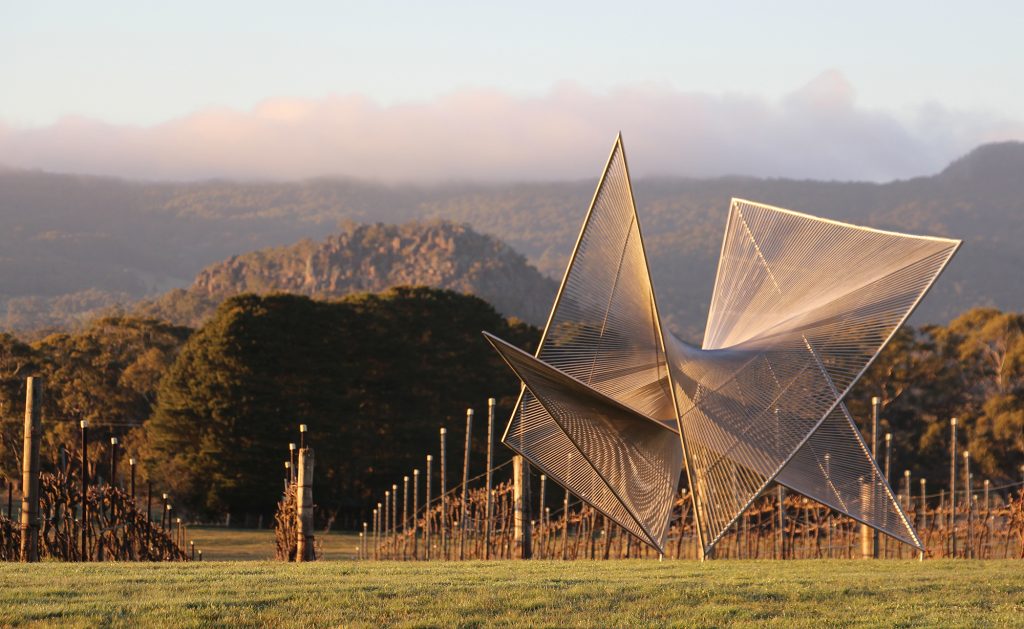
[1,141,1022,338]
[135,221,557,327]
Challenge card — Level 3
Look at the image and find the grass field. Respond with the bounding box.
[186,527,361,561]
[1,559,1022,627]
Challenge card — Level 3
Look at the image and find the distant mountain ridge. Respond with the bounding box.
[135,220,557,327]
[1,141,1022,338]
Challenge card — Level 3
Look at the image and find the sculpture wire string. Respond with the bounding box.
[491,137,960,556]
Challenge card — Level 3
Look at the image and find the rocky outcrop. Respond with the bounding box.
[140,220,557,327]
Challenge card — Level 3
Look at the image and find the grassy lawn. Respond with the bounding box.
[186,527,361,561]
[1,560,1022,627]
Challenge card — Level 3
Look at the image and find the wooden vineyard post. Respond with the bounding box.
[402,475,409,560]
[373,505,380,560]
[778,485,786,560]
[80,419,89,561]
[460,408,473,561]
[860,477,873,559]
[919,478,927,533]
[513,454,531,559]
[440,427,447,560]
[384,490,390,559]
[129,457,136,501]
[903,470,911,512]
[110,437,119,489]
[860,396,881,559]
[964,450,973,559]
[391,483,398,557]
[538,474,546,559]
[295,447,315,562]
[425,454,433,560]
[938,489,945,558]
[883,433,892,558]
[20,377,42,562]
[412,469,420,560]
[565,485,573,561]
[484,398,495,560]
[950,417,958,558]
[161,493,168,531]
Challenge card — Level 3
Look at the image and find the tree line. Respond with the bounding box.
[0,287,1021,525]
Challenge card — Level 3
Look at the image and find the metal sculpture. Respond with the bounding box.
[484,135,960,557]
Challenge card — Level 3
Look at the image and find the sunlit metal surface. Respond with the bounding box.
[486,135,960,557]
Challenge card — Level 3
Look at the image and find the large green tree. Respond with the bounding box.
[0,317,189,483]
[144,287,538,519]
[849,307,1024,487]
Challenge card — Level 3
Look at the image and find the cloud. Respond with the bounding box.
[1,72,1022,182]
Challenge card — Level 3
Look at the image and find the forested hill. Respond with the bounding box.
[135,220,557,327]
[1,141,1023,338]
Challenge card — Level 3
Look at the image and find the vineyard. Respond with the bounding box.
[0,464,189,561]
[2,377,192,563]
[361,465,1024,561]
[354,402,1024,562]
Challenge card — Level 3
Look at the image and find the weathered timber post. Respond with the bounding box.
[537,474,546,559]
[964,450,973,559]
[80,419,89,561]
[412,469,420,560]
[440,427,447,560]
[884,433,892,482]
[19,377,42,562]
[920,479,930,561]
[544,506,551,557]
[425,454,433,560]
[860,476,873,559]
[460,408,473,560]
[295,447,315,562]
[904,470,911,512]
[484,398,495,560]
[938,488,945,557]
[402,475,409,560]
[883,432,892,558]
[984,479,992,560]
[383,490,391,559]
[777,485,786,559]
[361,521,368,559]
[860,396,881,559]
[950,417,958,557]
[110,436,119,488]
[129,458,136,501]
[561,483,569,560]
[373,505,380,560]
[391,483,398,556]
[512,454,531,558]
[288,443,296,484]
[823,453,832,558]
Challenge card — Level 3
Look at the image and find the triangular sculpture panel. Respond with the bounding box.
[485,136,960,557]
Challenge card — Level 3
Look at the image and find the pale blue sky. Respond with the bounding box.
[3,0,1022,127]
